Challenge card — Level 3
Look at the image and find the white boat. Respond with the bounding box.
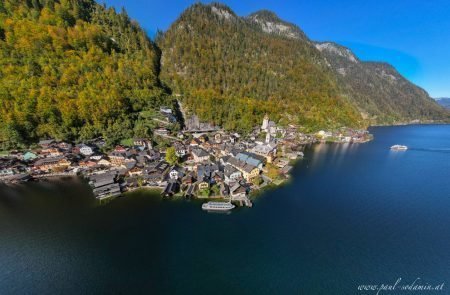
[202,201,235,211]
[390,145,408,151]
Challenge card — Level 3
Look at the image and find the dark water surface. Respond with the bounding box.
[1,125,449,294]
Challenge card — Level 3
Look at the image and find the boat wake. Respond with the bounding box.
[408,148,450,154]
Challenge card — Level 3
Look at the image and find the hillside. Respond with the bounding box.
[0,0,168,149]
[159,3,449,131]
[158,3,364,133]
[316,42,449,124]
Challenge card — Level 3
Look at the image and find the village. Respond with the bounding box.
[0,107,372,209]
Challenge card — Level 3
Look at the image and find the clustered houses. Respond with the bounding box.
[316,127,372,143]
[0,111,372,207]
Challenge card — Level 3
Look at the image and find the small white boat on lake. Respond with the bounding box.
[390,145,408,151]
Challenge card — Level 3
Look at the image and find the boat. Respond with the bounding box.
[202,201,235,211]
[390,145,408,151]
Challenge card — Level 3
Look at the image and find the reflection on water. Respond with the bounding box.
[309,142,356,170]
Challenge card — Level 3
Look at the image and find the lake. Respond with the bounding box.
[1,125,449,294]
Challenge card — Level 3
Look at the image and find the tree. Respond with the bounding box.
[165,146,178,165]
[252,176,263,186]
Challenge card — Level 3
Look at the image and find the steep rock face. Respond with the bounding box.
[159,3,363,132]
[316,42,449,123]
[246,10,308,40]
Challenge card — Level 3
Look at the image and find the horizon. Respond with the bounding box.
[102,0,450,98]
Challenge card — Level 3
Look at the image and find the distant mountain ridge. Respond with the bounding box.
[436,98,450,109]
[315,42,448,123]
[159,3,449,131]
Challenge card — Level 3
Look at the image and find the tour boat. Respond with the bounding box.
[202,201,235,211]
[390,145,408,151]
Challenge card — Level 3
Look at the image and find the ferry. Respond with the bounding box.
[202,201,235,211]
[390,145,408,151]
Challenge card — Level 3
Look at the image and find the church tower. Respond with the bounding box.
[261,114,269,131]
[265,132,271,144]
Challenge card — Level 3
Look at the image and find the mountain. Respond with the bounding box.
[158,3,364,133]
[316,42,449,124]
[159,3,449,131]
[0,0,168,149]
[436,98,450,109]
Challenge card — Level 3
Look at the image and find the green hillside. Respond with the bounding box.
[0,0,167,149]
[158,3,365,133]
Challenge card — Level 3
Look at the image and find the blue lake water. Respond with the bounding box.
[0,125,449,294]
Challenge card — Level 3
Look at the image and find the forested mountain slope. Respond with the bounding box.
[0,0,167,149]
[158,3,364,132]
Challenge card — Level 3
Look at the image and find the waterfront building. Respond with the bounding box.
[34,156,71,172]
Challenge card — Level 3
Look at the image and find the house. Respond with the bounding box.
[123,159,137,170]
[98,159,111,166]
[224,165,242,184]
[133,138,148,148]
[196,163,219,179]
[23,151,37,162]
[214,133,222,143]
[38,139,55,148]
[89,172,121,199]
[147,149,161,162]
[184,184,196,198]
[197,177,210,191]
[212,171,224,184]
[189,138,201,147]
[155,128,169,136]
[182,172,196,185]
[108,151,127,166]
[223,156,260,182]
[235,152,264,169]
[57,142,72,151]
[162,179,180,197]
[230,183,246,199]
[79,160,97,168]
[160,106,172,114]
[41,148,63,157]
[241,164,260,182]
[114,145,127,153]
[220,183,229,196]
[251,143,277,163]
[173,142,187,157]
[169,166,185,180]
[154,161,171,175]
[79,144,94,156]
[191,148,209,163]
[0,167,14,176]
[143,170,164,186]
[128,167,143,177]
[34,156,71,172]
[198,134,208,143]
[274,158,289,169]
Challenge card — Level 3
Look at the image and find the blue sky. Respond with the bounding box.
[103,0,450,98]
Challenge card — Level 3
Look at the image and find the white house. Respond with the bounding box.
[174,142,187,157]
[224,165,241,185]
[79,144,94,156]
[169,166,185,180]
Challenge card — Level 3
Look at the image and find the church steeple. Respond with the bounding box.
[261,114,269,131]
